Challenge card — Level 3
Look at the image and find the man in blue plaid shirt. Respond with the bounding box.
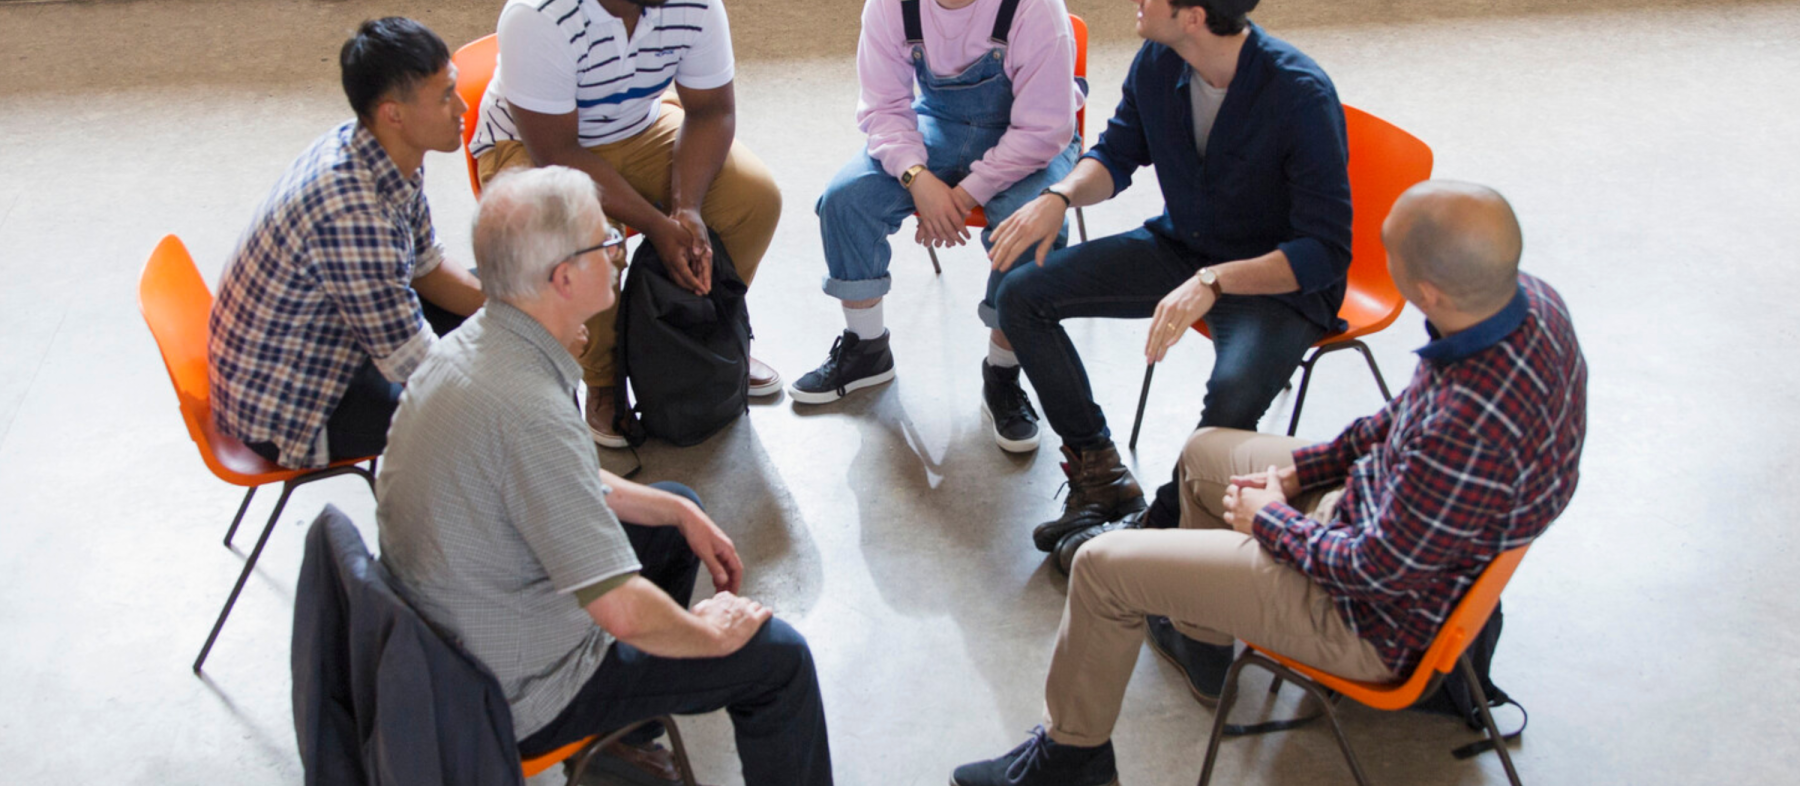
[951,181,1586,786]
[209,18,486,469]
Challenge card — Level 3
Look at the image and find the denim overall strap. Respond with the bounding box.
[903,0,1022,129]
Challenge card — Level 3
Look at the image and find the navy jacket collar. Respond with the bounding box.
[1416,284,1529,364]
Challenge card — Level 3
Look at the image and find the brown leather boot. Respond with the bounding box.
[1031,442,1145,553]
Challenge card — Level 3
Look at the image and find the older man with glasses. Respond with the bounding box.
[376,166,834,786]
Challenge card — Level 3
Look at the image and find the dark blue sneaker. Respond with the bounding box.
[950,726,1118,786]
[1144,615,1235,706]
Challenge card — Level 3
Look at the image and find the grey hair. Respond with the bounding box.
[471,166,605,303]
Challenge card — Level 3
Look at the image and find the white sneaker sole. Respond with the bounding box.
[788,368,896,405]
[982,400,1040,453]
[587,424,630,449]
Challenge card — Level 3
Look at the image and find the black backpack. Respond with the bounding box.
[610,229,751,447]
[1410,600,1528,759]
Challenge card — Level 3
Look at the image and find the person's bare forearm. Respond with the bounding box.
[412,262,485,316]
[1049,157,1116,209]
[587,578,730,657]
[670,92,735,215]
[1209,249,1301,295]
[514,107,676,237]
[598,469,687,527]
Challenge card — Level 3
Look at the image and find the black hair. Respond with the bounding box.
[339,17,451,121]
[1170,0,1259,37]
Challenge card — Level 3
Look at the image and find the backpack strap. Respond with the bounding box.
[901,0,924,45]
[989,0,1022,46]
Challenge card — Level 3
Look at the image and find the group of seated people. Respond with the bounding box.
[205,1,1588,784]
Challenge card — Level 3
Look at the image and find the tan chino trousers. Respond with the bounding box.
[1043,427,1395,747]
[477,100,781,388]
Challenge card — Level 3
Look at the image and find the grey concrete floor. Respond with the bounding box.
[2,0,1797,783]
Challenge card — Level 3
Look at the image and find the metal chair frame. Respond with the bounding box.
[1197,651,1521,786]
[1129,335,1394,450]
[195,462,376,673]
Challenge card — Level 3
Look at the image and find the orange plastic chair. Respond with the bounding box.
[521,718,698,785]
[137,235,378,674]
[1196,546,1531,786]
[1128,105,1432,449]
[922,13,1091,274]
[453,34,498,198]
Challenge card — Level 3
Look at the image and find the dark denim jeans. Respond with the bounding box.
[518,483,833,786]
[996,226,1325,455]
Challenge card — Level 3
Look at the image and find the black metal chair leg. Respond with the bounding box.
[1196,652,1254,786]
[195,480,297,674]
[1460,655,1524,786]
[223,486,257,547]
[1354,342,1393,401]
[1128,363,1157,451]
[1076,207,1089,244]
[926,245,942,275]
[663,714,698,786]
[1286,351,1322,437]
[1308,681,1374,786]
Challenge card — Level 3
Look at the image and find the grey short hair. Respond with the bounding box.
[471,166,605,303]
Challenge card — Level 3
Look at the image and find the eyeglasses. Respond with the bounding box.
[549,226,626,281]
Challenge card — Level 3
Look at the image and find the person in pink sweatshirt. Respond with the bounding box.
[790,0,1084,454]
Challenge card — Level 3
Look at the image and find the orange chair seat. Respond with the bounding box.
[1245,546,1528,712]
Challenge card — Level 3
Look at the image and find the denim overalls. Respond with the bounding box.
[816,0,1082,329]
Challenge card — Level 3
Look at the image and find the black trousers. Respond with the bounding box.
[518,483,834,786]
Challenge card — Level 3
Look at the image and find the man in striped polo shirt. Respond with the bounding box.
[471,0,783,448]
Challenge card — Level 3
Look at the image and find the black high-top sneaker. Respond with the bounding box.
[1031,442,1145,553]
[789,330,895,404]
[981,361,1040,453]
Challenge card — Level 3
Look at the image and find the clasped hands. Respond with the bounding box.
[648,206,715,296]
[910,170,980,249]
[1220,464,1301,535]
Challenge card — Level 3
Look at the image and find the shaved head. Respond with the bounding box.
[1383,181,1523,315]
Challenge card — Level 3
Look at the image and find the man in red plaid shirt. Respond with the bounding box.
[952,180,1586,785]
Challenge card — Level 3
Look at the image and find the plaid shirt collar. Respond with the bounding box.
[347,121,422,211]
[1414,283,1529,365]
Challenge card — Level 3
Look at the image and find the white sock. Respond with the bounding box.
[844,301,885,340]
[988,339,1019,368]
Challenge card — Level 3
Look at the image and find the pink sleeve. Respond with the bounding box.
[960,3,1081,205]
[854,0,928,179]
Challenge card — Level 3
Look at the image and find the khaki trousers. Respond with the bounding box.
[477,102,781,388]
[1043,427,1394,747]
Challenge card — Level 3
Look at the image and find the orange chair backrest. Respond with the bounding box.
[1071,14,1087,144]
[1337,105,1433,338]
[138,235,218,451]
[453,34,499,198]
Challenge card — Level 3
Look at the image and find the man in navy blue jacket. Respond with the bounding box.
[985,0,1351,576]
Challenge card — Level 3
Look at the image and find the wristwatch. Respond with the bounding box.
[900,164,927,190]
[1196,267,1224,299]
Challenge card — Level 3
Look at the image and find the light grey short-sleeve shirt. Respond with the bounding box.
[376,300,640,739]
